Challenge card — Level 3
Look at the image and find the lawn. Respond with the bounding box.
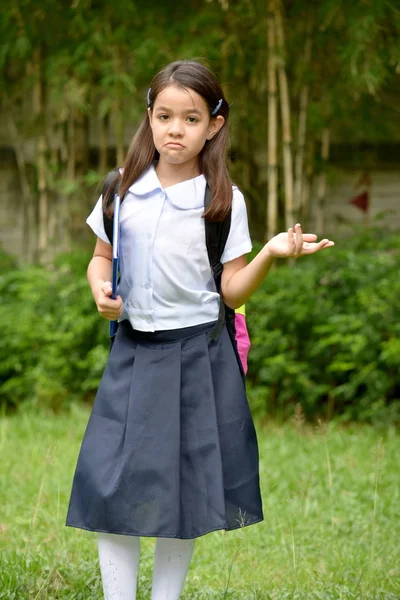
[0,405,399,599]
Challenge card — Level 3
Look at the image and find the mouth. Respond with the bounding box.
[165,142,185,149]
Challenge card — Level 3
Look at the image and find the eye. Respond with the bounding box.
[157,114,169,121]
[187,116,198,123]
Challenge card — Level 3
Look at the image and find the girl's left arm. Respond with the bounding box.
[221,223,334,309]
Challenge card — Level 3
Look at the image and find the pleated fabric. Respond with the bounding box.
[66,320,263,539]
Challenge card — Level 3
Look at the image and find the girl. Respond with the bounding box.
[66,60,334,599]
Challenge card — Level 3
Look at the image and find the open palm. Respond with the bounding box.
[266,223,334,258]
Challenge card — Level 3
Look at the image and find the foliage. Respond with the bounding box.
[0,251,109,411]
[1,0,399,259]
[1,229,400,424]
[247,228,400,424]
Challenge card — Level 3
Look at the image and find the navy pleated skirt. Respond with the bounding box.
[66,319,263,539]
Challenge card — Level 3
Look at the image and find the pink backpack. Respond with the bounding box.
[235,306,251,375]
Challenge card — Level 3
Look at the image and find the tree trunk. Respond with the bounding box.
[37,135,49,258]
[294,19,313,218]
[81,114,90,175]
[300,139,315,229]
[275,0,294,230]
[266,0,278,242]
[31,49,49,262]
[113,47,124,166]
[99,115,109,174]
[316,128,330,233]
[6,109,37,262]
[67,108,76,181]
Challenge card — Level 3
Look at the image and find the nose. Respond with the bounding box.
[168,118,184,137]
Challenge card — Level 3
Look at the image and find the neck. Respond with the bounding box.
[155,158,201,188]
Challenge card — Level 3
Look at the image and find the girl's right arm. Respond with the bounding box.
[87,237,123,321]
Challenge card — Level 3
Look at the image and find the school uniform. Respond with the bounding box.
[66,165,263,539]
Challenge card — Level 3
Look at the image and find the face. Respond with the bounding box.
[148,84,224,171]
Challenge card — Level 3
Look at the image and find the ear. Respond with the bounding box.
[206,115,225,140]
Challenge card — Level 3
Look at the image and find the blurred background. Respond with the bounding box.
[1,0,400,420]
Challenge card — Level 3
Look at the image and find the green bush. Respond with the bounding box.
[0,251,109,411]
[1,228,400,423]
[247,230,400,424]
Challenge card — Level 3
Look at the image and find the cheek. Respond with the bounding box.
[191,126,209,144]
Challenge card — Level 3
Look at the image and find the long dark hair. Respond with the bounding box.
[104,60,232,221]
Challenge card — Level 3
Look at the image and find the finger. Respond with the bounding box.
[99,300,123,320]
[302,234,318,242]
[102,281,113,296]
[316,239,334,251]
[98,297,122,314]
[302,239,333,254]
[100,312,121,321]
[288,227,295,255]
[294,223,303,257]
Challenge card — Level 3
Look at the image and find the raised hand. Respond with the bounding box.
[265,223,334,258]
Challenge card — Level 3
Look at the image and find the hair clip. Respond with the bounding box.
[147,88,152,107]
[211,98,223,116]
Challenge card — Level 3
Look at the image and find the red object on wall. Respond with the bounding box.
[350,191,369,213]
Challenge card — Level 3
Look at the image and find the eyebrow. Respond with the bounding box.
[155,106,203,115]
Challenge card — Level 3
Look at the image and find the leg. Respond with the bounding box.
[97,532,141,600]
[151,537,195,600]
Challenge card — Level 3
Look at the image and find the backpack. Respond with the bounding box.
[101,169,250,376]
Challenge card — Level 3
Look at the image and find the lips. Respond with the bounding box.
[165,142,185,148]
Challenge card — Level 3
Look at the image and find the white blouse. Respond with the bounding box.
[87,165,252,331]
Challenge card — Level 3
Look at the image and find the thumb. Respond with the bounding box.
[102,281,113,296]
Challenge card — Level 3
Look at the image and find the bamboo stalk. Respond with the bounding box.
[6,110,36,262]
[294,85,308,216]
[301,139,315,229]
[294,19,313,218]
[267,0,278,242]
[67,108,76,180]
[99,115,109,174]
[81,114,90,174]
[114,47,124,166]
[31,48,49,261]
[37,135,48,257]
[316,128,330,233]
[275,0,294,231]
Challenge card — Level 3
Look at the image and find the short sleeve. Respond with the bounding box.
[86,195,110,244]
[220,187,252,264]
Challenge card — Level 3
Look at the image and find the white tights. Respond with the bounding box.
[97,533,195,600]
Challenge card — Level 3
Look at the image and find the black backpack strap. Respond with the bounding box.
[204,185,234,343]
[102,169,121,245]
[204,185,231,290]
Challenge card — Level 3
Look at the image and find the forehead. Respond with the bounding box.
[153,85,209,113]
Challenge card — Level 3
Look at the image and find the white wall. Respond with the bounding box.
[309,168,400,234]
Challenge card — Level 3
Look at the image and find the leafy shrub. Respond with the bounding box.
[247,232,400,424]
[0,251,109,411]
[1,228,400,423]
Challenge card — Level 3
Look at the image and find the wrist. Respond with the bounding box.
[262,244,274,261]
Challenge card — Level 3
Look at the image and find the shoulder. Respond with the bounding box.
[230,185,248,218]
[231,184,245,204]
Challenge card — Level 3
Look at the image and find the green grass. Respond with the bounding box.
[0,405,399,599]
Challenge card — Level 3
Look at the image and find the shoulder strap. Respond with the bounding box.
[102,169,121,245]
[204,185,232,292]
[204,186,237,347]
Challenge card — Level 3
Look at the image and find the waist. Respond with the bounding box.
[121,301,220,332]
[120,319,217,343]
